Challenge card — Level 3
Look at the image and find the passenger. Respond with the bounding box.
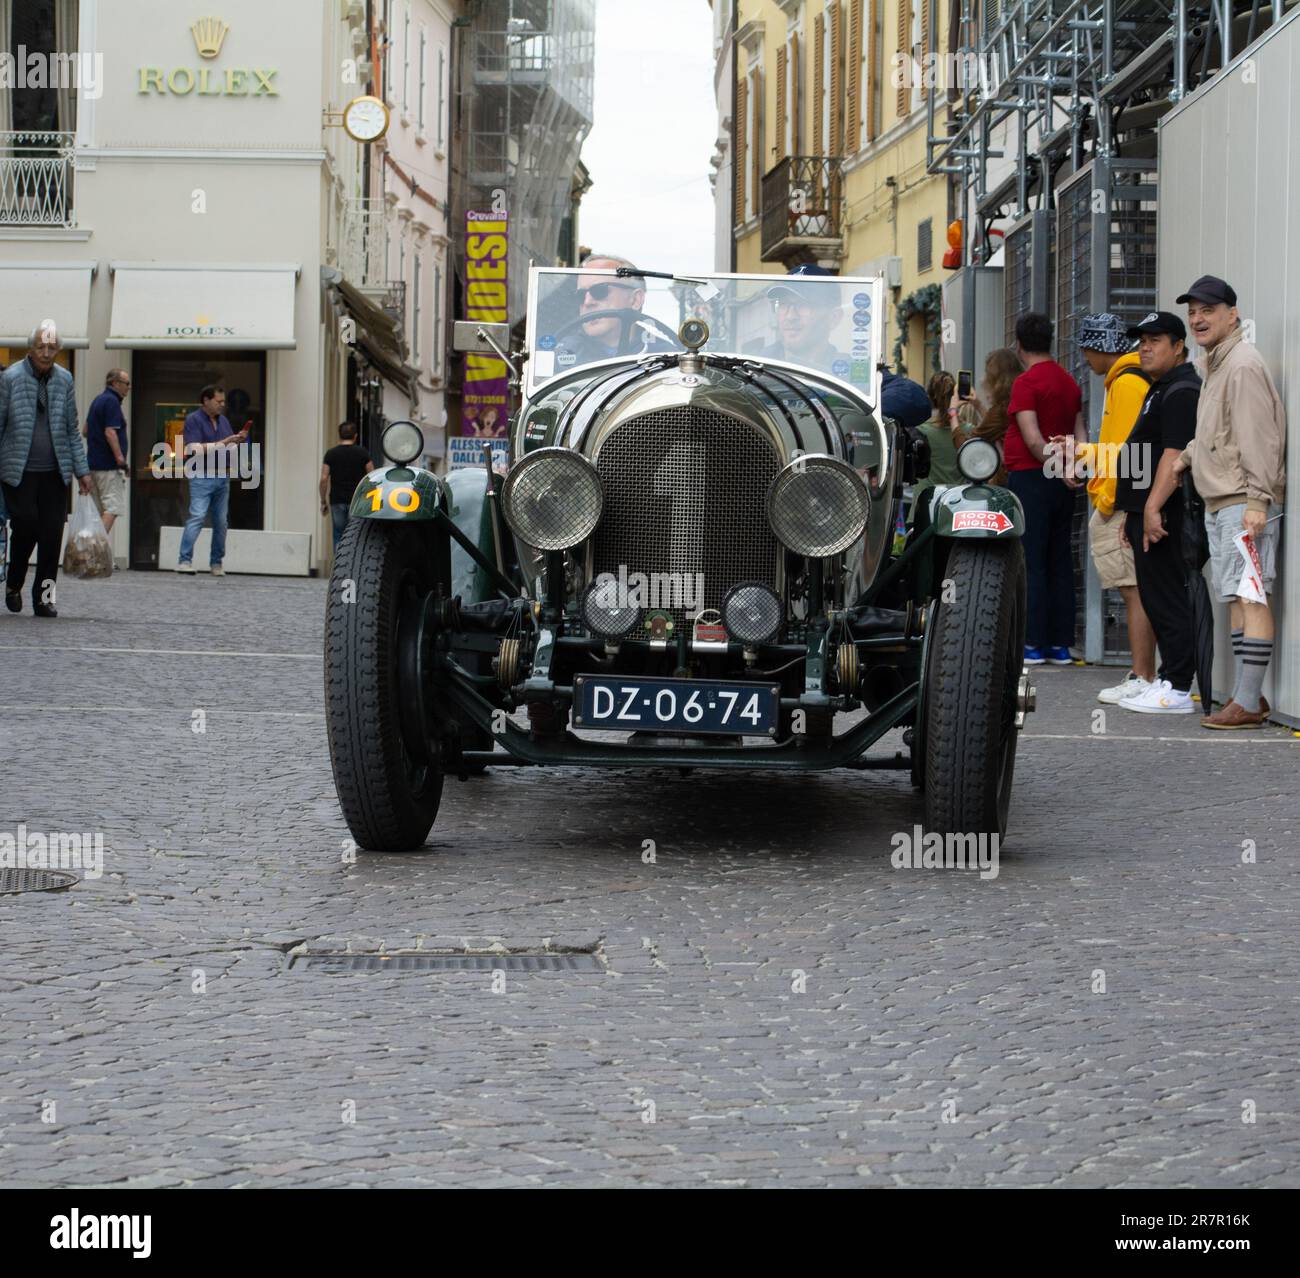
[762,278,849,370]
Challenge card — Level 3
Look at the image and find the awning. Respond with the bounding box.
[0,262,96,349]
[107,262,300,349]
[323,268,417,400]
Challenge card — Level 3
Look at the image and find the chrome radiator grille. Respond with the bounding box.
[592,406,781,640]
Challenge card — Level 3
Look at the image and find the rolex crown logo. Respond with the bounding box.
[191,16,229,59]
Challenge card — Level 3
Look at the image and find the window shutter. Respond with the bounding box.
[750,67,762,218]
[829,4,843,155]
[867,0,880,139]
[734,75,747,224]
[812,11,824,155]
[921,0,929,62]
[790,31,801,153]
[775,45,787,160]
[846,0,862,151]
[896,0,910,120]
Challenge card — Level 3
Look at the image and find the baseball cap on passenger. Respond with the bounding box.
[767,279,841,308]
[1076,312,1132,354]
[1126,311,1186,341]
[1175,275,1237,307]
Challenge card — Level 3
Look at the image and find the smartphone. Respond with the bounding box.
[957,369,973,400]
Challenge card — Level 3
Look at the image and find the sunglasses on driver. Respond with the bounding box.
[576,281,638,303]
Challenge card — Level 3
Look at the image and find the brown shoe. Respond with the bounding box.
[1201,700,1265,730]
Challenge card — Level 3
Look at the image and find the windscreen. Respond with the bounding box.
[525,268,884,403]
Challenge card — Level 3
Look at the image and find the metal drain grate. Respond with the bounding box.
[0,868,78,895]
[288,952,601,973]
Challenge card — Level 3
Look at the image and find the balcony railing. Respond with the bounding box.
[337,197,390,292]
[761,156,843,264]
[0,132,75,227]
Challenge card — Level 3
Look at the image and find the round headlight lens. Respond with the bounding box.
[382,419,424,466]
[766,455,870,557]
[582,576,642,638]
[957,437,1000,483]
[722,583,782,645]
[502,447,603,551]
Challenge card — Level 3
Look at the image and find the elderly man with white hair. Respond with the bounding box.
[0,320,91,618]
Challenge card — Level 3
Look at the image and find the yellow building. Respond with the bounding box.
[725,0,955,383]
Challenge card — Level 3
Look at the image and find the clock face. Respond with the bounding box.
[343,95,389,143]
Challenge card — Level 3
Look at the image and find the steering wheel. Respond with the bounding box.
[550,308,684,357]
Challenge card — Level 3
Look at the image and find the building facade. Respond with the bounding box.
[721,0,956,380]
[0,0,401,575]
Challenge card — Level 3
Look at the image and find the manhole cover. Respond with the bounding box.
[0,868,78,895]
[288,952,601,973]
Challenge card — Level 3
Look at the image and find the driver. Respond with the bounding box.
[556,254,678,369]
[762,278,849,371]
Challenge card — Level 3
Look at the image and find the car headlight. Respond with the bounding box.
[382,419,423,466]
[722,583,781,644]
[766,455,870,557]
[582,577,642,638]
[501,447,603,551]
[957,437,1000,483]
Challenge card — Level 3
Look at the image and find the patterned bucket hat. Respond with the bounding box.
[1076,312,1133,354]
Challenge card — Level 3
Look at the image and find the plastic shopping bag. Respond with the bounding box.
[64,491,114,578]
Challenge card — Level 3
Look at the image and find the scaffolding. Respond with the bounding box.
[454,0,596,325]
[926,0,1293,663]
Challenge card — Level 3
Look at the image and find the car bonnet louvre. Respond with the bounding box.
[592,406,781,640]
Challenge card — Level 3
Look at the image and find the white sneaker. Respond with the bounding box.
[210,565,225,576]
[177,562,196,574]
[1098,672,1151,704]
[1119,678,1194,714]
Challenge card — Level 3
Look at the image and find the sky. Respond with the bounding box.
[578,0,718,277]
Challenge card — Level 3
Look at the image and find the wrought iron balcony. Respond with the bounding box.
[761,156,843,264]
[0,132,75,227]
[336,197,390,293]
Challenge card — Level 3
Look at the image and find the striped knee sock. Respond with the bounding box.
[1233,638,1273,713]
[1230,629,1244,688]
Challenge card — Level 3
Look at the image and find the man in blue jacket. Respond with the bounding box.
[0,320,91,618]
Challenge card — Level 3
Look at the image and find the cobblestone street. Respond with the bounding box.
[2,569,1298,1188]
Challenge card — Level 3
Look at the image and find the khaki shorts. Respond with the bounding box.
[1089,506,1136,590]
[1207,503,1281,602]
[89,469,126,518]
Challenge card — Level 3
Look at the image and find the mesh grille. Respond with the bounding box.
[593,406,781,641]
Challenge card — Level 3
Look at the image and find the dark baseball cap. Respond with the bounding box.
[1126,310,1186,341]
[1176,275,1237,306]
[767,279,842,308]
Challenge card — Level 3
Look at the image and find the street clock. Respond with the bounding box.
[341,95,389,143]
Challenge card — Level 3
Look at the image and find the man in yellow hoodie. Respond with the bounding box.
[1067,313,1157,704]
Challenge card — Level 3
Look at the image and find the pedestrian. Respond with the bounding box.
[177,385,249,575]
[1067,314,1158,703]
[86,368,131,536]
[0,320,92,618]
[964,347,1022,485]
[909,371,965,523]
[1112,312,1202,714]
[1172,277,1286,729]
[1005,313,1085,665]
[320,421,372,549]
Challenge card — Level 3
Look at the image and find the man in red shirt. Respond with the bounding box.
[1005,313,1086,664]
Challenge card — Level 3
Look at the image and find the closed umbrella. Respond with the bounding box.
[1180,472,1214,710]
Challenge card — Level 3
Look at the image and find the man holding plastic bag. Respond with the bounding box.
[0,320,91,618]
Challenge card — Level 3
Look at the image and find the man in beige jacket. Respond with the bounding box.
[1173,276,1286,729]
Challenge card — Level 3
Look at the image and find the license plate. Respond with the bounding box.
[572,675,780,736]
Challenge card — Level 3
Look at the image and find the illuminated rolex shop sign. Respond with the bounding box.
[138,16,278,97]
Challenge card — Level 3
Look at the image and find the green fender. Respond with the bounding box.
[349,465,447,522]
[444,467,502,605]
[926,482,1025,539]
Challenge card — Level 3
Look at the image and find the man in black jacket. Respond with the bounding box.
[1113,312,1202,714]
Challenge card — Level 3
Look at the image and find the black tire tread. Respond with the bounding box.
[324,519,442,851]
[922,540,1025,836]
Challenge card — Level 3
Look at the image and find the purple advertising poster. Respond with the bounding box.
[462,210,509,438]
